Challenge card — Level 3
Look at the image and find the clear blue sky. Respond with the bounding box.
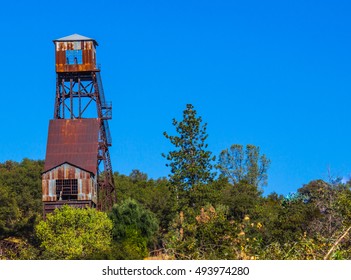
[0,0,350,195]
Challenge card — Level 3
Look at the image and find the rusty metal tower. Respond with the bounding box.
[42,34,116,215]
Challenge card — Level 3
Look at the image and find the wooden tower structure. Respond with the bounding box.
[42,34,116,216]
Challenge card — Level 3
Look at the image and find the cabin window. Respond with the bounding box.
[66,50,82,65]
[56,179,78,200]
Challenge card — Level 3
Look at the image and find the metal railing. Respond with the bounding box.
[96,71,112,146]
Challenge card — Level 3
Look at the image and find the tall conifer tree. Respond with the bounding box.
[163,104,215,207]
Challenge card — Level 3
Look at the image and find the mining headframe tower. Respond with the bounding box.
[42,34,116,216]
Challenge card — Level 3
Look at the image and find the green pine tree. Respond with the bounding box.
[162,104,215,208]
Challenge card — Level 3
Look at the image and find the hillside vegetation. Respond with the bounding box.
[1,104,351,260]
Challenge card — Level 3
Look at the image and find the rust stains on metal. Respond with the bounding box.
[44,119,99,174]
[42,163,97,204]
[54,39,98,73]
[43,200,94,217]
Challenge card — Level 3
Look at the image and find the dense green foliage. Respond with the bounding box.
[36,205,112,259]
[0,159,43,241]
[165,204,242,259]
[0,159,43,259]
[109,198,159,259]
[2,104,351,259]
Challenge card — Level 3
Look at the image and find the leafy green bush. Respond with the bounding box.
[36,205,112,259]
[109,198,159,259]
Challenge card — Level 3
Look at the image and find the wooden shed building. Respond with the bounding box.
[42,119,99,215]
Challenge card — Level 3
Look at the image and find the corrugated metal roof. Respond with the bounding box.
[44,119,100,174]
[53,33,98,45]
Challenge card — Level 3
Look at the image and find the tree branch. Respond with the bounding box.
[324,225,351,260]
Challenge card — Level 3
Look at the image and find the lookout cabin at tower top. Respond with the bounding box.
[53,33,99,73]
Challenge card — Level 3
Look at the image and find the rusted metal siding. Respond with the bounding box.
[55,40,97,72]
[43,200,94,218]
[42,163,97,204]
[44,119,99,174]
